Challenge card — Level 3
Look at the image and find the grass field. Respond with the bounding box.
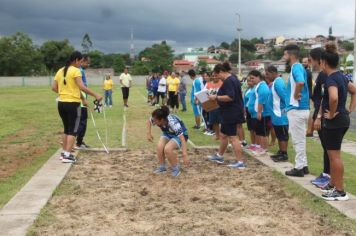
[1,85,356,235]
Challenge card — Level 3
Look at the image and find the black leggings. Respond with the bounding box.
[58,102,81,136]
[76,107,88,145]
[169,91,179,109]
[318,128,330,174]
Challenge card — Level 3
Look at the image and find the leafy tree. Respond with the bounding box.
[133,41,174,74]
[81,33,93,53]
[103,53,126,73]
[0,32,44,76]
[197,60,208,69]
[88,50,104,68]
[340,40,354,51]
[219,42,230,49]
[40,39,75,73]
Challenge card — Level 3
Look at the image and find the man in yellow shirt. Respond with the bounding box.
[119,67,132,107]
[103,74,114,108]
[52,51,102,163]
[166,72,180,113]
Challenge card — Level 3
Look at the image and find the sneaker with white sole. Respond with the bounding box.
[62,154,77,163]
[227,162,246,169]
[171,166,181,177]
[322,188,349,201]
[320,184,335,194]
[207,153,224,164]
[154,165,167,174]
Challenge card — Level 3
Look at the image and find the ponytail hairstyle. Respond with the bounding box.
[213,61,232,74]
[152,106,170,120]
[321,43,339,69]
[63,51,83,85]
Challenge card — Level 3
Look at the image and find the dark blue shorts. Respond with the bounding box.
[209,109,221,124]
[220,123,237,136]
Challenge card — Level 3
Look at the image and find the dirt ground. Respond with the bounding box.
[32,149,345,236]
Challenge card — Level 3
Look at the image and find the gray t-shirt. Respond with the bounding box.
[178,76,188,93]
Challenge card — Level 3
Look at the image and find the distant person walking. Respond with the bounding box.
[119,67,132,108]
[188,69,203,129]
[103,74,114,107]
[178,71,188,112]
[51,51,102,163]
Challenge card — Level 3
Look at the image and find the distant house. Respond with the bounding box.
[245,60,272,71]
[173,60,194,73]
[197,56,221,70]
[183,48,220,64]
[275,36,286,47]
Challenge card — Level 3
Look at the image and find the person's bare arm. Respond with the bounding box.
[179,134,189,166]
[348,82,356,113]
[294,82,304,100]
[75,77,102,101]
[51,80,58,93]
[324,86,338,119]
[208,95,232,102]
[146,119,153,142]
[257,104,263,120]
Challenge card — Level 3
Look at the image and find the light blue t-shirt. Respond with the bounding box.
[243,88,252,108]
[269,77,289,126]
[191,76,203,103]
[257,81,271,117]
[247,86,257,118]
[286,63,310,111]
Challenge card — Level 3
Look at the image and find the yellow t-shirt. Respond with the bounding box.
[167,76,180,92]
[54,66,82,103]
[103,79,113,90]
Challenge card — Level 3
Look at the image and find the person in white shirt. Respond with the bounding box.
[157,71,168,105]
[119,67,132,107]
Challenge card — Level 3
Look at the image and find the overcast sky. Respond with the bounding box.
[0,0,353,54]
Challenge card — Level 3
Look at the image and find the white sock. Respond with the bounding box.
[217,153,223,158]
[64,151,70,157]
[237,161,243,164]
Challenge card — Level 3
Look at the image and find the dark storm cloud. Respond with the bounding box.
[0,0,353,53]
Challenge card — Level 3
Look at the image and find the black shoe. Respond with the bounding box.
[192,125,200,129]
[62,154,77,163]
[303,166,309,175]
[285,168,304,177]
[272,154,288,162]
[270,150,282,159]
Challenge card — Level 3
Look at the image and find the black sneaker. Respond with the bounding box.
[285,168,304,177]
[322,188,349,201]
[272,154,288,162]
[62,154,77,163]
[303,166,309,175]
[192,125,200,130]
[320,184,335,193]
[241,141,248,147]
[81,142,90,148]
[270,150,282,159]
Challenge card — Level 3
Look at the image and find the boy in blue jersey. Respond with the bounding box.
[188,69,203,129]
[284,45,310,177]
[265,66,289,162]
[244,77,256,146]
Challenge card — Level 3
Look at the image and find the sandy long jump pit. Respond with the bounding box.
[31,149,347,236]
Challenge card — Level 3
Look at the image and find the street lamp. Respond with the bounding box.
[236,13,243,79]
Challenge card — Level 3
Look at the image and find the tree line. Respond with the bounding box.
[0,32,175,76]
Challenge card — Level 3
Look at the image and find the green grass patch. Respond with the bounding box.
[272,170,356,234]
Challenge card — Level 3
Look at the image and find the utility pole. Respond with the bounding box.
[130,28,135,61]
[236,13,242,79]
[354,0,356,83]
